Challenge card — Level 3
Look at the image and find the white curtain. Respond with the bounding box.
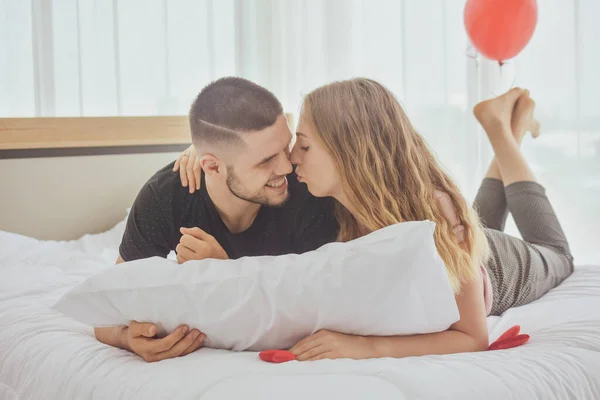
[1,0,599,263]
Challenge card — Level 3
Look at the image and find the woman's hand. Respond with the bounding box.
[173,145,202,194]
[434,190,465,242]
[290,330,374,361]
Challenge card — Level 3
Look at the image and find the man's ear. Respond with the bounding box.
[199,154,221,176]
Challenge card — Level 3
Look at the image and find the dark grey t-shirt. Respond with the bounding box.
[119,162,339,261]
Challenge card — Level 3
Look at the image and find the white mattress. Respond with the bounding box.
[1,220,599,400]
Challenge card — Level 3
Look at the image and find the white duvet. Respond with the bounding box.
[1,219,599,400]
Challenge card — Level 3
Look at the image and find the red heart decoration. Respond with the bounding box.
[259,349,296,363]
[495,325,521,342]
[488,334,530,351]
[272,350,296,363]
[259,350,279,362]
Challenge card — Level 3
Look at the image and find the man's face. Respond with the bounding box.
[225,115,293,207]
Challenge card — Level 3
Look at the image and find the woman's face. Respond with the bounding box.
[290,114,342,198]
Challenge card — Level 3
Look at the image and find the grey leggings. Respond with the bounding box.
[473,178,574,316]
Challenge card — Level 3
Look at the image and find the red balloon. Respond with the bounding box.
[464,0,538,63]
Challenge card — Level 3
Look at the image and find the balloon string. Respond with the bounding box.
[499,61,518,90]
[465,44,479,65]
[466,45,517,96]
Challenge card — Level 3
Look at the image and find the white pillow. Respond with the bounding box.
[53,220,459,351]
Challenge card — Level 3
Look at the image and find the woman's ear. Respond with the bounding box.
[199,154,221,176]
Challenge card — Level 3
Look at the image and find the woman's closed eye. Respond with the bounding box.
[300,146,310,151]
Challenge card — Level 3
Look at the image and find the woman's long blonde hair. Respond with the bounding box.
[302,78,489,292]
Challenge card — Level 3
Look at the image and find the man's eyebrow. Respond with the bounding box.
[257,153,278,165]
[257,133,293,165]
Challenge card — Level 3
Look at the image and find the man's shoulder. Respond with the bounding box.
[142,161,201,204]
[132,161,205,225]
[144,161,179,194]
[119,162,182,261]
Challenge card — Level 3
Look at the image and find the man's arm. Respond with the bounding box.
[93,256,128,349]
[94,325,129,350]
[118,179,173,262]
[93,255,207,362]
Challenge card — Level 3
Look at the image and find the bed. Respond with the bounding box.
[2,115,600,399]
[1,215,599,400]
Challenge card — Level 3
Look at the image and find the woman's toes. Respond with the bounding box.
[523,95,535,113]
[530,120,541,138]
[510,91,537,142]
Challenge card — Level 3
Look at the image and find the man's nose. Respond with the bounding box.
[276,152,293,176]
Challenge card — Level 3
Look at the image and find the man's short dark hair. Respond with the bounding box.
[189,77,283,147]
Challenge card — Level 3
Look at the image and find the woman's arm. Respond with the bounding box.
[369,191,490,357]
[291,191,489,361]
[290,271,489,361]
[367,273,489,358]
[366,194,489,358]
[364,192,489,356]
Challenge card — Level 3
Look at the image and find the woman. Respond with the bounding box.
[174,80,574,361]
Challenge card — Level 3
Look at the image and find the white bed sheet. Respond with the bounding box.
[1,221,599,400]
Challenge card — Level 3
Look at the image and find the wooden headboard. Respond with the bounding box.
[0,116,191,151]
[0,114,295,241]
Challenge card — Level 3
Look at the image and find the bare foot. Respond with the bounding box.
[511,90,540,144]
[530,120,541,138]
[473,87,524,132]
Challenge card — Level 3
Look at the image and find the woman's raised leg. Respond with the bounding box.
[472,89,574,315]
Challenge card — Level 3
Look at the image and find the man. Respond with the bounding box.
[94,77,339,362]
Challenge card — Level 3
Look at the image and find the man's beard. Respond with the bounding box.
[226,166,288,207]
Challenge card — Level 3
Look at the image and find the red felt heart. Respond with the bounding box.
[259,350,279,362]
[488,334,530,351]
[495,325,521,342]
[259,349,296,363]
[272,350,296,363]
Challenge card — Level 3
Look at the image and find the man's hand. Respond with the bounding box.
[176,227,228,264]
[123,321,206,363]
[97,257,206,362]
